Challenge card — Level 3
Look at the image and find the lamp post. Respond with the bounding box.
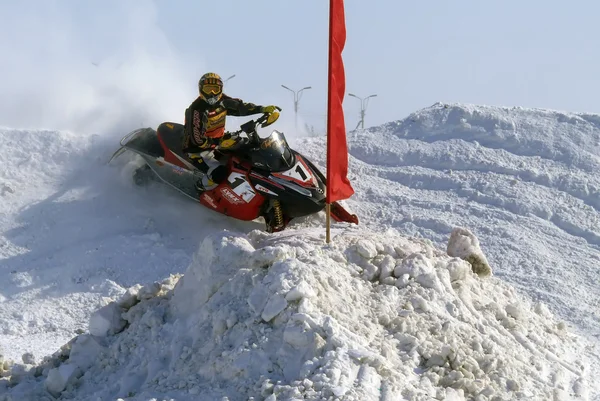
[281,84,312,130]
[348,93,377,129]
[224,74,236,89]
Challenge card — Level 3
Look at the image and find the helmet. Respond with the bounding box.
[198,72,223,105]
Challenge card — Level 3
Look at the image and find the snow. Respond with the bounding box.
[1,102,600,400]
[446,227,492,277]
[2,229,592,400]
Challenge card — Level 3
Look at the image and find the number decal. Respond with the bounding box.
[295,164,308,181]
[228,172,256,202]
[230,176,246,189]
[277,161,312,183]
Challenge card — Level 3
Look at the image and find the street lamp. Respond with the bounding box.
[281,84,312,130]
[224,74,236,83]
[348,93,377,129]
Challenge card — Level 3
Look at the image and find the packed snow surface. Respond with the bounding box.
[2,228,592,400]
[1,102,600,400]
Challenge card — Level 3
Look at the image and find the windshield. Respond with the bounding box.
[250,130,295,172]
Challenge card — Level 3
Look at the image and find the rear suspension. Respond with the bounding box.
[265,199,286,233]
[272,200,284,229]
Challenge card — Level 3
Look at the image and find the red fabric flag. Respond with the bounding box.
[326,0,354,203]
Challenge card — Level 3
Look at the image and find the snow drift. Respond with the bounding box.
[0,126,259,361]
[298,102,600,339]
[1,226,591,400]
[2,101,600,400]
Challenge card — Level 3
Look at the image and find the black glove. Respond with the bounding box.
[209,165,229,184]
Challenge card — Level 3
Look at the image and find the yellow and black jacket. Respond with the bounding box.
[183,94,264,153]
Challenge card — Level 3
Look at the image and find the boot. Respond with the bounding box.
[195,175,218,192]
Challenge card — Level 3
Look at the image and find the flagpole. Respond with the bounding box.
[325,0,334,244]
[326,203,331,243]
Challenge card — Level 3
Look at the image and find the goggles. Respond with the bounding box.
[201,83,222,96]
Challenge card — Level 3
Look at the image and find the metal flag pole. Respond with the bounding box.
[326,204,331,243]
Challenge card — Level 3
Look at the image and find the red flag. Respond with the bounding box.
[326,0,354,203]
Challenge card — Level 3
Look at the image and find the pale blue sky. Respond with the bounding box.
[1,0,600,134]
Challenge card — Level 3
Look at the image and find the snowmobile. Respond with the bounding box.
[109,110,358,232]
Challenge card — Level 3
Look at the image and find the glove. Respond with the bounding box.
[219,132,240,149]
[261,105,280,114]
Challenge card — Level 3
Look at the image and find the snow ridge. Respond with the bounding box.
[2,102,600,400]
[297,102,600,339]
[2,227,592,400]
[390,102,600,171]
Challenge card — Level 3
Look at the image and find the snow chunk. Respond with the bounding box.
[378,254,396,279]
[355,239,378,259]
[20,353,35,365]
[171,233,256,317]
[0,183,15,196]
[117,284,143,309]
[261,294,288,322]
[447,227,492,276]
[506,303,524,320]
[285,281,317,301]
[67,334,103,371]
[88,300,126,337]
[45,363,81,397]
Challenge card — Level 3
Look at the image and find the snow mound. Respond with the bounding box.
[297,102,600,340]
[0,126,256,362]
[2,226,591,400]
[389,101,600,171]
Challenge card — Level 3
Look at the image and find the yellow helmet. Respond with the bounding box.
[198,72,223,105]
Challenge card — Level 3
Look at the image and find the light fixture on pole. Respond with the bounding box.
[281,84,312,130]
[348,93,377,129]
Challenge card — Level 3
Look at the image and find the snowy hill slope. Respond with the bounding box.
[299,102,600,339]
[0,127,262,360]
[3,228,593,400]
[1,102,600,399]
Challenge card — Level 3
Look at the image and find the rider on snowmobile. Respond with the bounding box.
[182,72,279,191]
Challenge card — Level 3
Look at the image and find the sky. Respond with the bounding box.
[2,0,600,135]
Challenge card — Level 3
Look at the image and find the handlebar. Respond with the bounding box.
[238,107,282,145]
[216,108,282,153]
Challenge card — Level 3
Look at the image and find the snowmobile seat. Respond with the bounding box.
[120,127,164,159]
[157,122,188,158]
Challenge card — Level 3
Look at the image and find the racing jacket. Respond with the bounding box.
[182,94,265,153]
